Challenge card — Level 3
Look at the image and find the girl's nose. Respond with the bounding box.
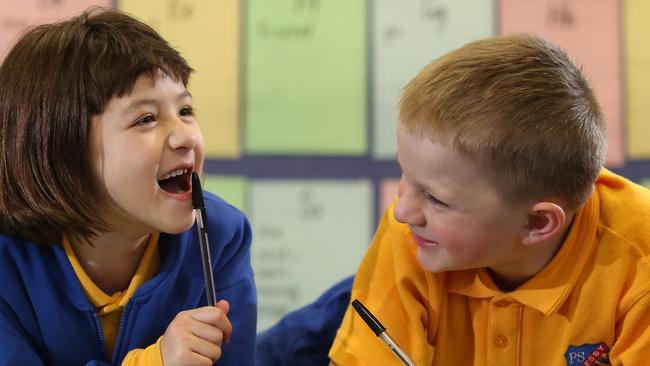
[393,176,426,227]
[168,119,199,151]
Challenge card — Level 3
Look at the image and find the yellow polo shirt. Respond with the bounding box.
[64,234,164,365]
[329,169,650,365]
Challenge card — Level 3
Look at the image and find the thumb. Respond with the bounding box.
[216,299,231,343]
[216,299,230,315]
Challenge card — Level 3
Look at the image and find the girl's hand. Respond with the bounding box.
[160,300,232,366]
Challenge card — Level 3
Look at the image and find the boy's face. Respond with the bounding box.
[394,123,530,275]
[90,73,205,236]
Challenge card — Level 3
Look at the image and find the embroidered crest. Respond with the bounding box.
[564,342,610,365]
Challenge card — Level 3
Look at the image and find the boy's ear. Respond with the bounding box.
[520,202,566,246]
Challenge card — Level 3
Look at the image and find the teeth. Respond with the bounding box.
[158,168,188,181]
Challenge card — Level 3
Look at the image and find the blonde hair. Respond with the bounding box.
[399,34,606,210]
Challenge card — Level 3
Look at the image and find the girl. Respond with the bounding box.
[0,8,256,366]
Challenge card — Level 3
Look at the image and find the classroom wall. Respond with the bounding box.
[2,0,649,331]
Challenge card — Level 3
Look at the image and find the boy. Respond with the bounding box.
[0,9,255,366]
[329,34,650,365]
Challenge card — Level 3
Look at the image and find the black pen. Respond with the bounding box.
[351,299,416,366]
[191,172,217,307]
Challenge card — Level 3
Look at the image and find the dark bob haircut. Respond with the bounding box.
[0,8,193,244]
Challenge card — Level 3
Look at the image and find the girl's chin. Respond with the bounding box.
[158,216,196,234]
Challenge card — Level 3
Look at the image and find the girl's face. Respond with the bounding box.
[90,73,205,236]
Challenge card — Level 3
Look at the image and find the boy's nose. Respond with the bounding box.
[168,120,199,151]
[393,177,426,227]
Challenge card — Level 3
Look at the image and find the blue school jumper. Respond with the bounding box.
[0,192,256,365]
[256,275,353,366]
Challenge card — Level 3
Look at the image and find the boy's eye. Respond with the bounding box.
[426,192,449,207]
[180,106,194,116]
[134,114,156,126]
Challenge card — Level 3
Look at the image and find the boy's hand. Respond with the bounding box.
[160,300,232,366]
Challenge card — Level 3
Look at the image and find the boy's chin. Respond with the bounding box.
[417,252,454,273]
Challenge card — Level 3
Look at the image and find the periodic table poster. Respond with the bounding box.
[2,0,649,331]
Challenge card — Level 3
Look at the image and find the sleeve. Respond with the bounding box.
[0,299,117,366]
[256,275,353,366]
[0,299,48,366]
[610,285,650,364]
[209,201,257,366]
[120,336,163,366]
[328,205,437,366]
[215,276,257,365]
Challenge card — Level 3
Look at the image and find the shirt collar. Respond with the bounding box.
[62,233,160,312]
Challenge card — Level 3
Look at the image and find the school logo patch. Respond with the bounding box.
[564,342,610,365]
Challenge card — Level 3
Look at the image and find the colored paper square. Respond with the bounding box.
[119,0,241,158]
[624,0,650,158]
[372,0,495,159]
[0,0,112,60]
[245,0,367,155]
[203,175,247,214]
[250,179,372,330]
[500,0,624,165]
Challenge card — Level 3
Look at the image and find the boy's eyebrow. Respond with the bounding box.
[181,90,192,100]
[125,91,193,113]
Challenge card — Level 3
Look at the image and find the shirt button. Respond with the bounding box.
[495,334,508,348]
[494,299,510,307]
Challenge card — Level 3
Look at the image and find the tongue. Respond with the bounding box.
[159,175,187,194]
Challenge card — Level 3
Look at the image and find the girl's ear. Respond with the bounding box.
[520,202,566,246]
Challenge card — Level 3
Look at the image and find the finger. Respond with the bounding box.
[213,309,232,344]
[189,306,227,323]
[161,335,215,366]
[189,319,225,345]
[215,300,232,342]
[190,306,233,343]
[188,334,222,362]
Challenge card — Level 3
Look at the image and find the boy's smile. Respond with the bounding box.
[411,231,438,248]
[90,72,205,236]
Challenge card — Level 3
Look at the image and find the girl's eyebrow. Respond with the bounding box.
[124,91,193,113]
[125,98,157,113]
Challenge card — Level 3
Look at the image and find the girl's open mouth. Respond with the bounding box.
[157,168,192,194]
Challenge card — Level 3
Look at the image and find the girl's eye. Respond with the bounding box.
[426,192,449,208]
[180,106,194,116]
[134,114,156,126]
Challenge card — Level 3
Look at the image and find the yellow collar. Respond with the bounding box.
[63,233,160,314]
